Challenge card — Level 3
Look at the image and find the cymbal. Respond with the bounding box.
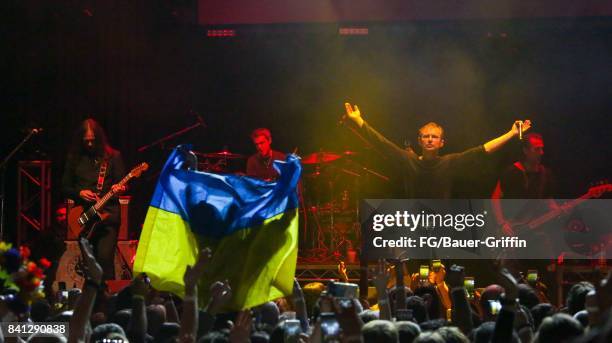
[301,152,342,164]
[194,150,245,159]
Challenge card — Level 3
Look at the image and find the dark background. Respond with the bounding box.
[2,1,611,244]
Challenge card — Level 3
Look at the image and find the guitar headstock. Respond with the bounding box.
[129,162,149,178]
[587,180,612,199]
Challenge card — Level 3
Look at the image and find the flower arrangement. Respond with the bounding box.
[0,241,51,313]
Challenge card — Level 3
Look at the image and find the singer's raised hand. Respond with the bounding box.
[344,102,365,127]
[511,120,532,136]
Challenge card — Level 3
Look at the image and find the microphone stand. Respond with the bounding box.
[0,129,39,241]
[137,116,206,153]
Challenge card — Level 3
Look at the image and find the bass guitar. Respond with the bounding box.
[510,182,611,234]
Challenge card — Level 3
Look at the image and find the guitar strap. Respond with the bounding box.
[96,159,109,194]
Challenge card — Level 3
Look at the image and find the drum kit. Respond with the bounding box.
[192,148,389,263]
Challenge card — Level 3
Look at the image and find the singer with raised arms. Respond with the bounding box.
[343,103,531,199]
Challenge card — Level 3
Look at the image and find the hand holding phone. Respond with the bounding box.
[464,277,475,298]
[419,265,430,280]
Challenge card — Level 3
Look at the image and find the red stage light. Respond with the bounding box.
[339,27,368,36]
[207,29,236,37]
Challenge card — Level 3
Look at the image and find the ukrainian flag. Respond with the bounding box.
[134,146,301,311]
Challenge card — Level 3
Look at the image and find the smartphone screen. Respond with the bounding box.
[327,281,358,299]
[527,270,538,284]
[284,319,301,343]
[419,265,430,280]
[320,312,340,342]
[432,260,441,272]
[464,277,475,297]
[489,300,502,315]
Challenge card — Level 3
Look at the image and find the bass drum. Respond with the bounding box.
[54,240,138,293]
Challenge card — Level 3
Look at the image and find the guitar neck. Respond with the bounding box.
[93,173,132,211]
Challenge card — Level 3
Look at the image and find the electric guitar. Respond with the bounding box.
[510,182,612,234]
[68,162,148,239]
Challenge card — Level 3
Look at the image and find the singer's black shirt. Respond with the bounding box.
[360,121,486,198]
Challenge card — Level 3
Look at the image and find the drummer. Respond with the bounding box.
[246,128,287,181]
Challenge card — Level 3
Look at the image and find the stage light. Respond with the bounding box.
[207,29,236,37]
[339,27,368,36]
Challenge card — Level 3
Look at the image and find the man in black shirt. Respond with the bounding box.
[344,103,531,198]
[246,128,286,181]
[491,133,559,292]
[491,133,558,236]
[62,118,126,281]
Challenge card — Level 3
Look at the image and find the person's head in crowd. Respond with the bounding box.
[413,331,445,343]
[213,313,235,331]
[436,326,469,343]
[30,299,51,322]
[110,309,132,333]
[413,285,442,320]
[531,303,556,330]
[567,281,595,315]
[302,282,325,315]
[256,301,280,328]
[146,304,167,337]
[0,293,29,321]
[469,321,495,343]
[198,329,230,343]
[418,319,447,332]
[574,310,589,328]
[274,297,291,313]
[156,322,180,343]
[479,284,504,321]
[90,323,127,343]
[250,330,270,343]
[469,322,522,343]
[91,312,107,329]
[359,309,379,324]
[395,320,421,343]
[50,310,73,323]
[405,296,429,323]
[27,333,67,343]
[518,283,540,310]
[362,319,399,343]
[534,313,584,343]
[106,333,130,343]
[269,321,287,343]
[67,288,82,310]
[389,286,414,314]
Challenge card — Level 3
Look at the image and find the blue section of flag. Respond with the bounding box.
[149,145,301,239]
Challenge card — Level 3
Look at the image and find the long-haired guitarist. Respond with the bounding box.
[61,118,126,282]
